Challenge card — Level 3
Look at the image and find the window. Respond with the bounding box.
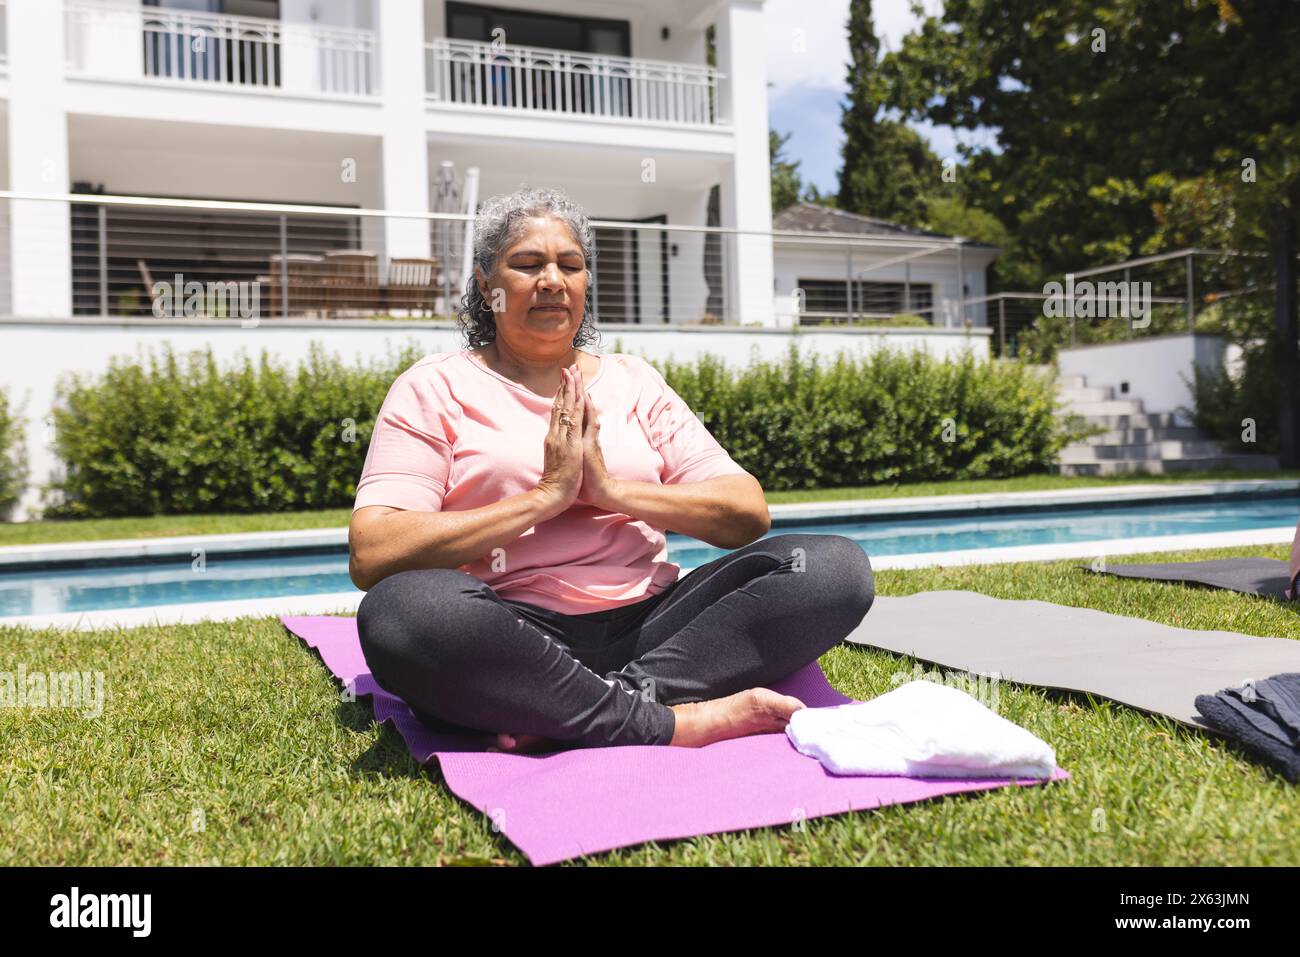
[592,214,669,324]
[796,278,934,320]
[444,2,633,116]
[446,3,630,56]
[142,0,283,88]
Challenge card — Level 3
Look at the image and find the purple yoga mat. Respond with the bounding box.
[282,615,1070,865]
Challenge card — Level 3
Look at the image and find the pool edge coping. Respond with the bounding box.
[5,525,1296,632]
[2,477,1297,571]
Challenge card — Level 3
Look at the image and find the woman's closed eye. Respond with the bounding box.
[516,264,582,273]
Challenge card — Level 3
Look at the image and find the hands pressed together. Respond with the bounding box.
[535,362,620,514]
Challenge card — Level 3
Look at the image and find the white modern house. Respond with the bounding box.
[0,0,1003,520]
[0,0,999,330]
[1,0,776,327]
[772,202,997,328]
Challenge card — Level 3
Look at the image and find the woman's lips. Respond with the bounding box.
[532,306,567,312]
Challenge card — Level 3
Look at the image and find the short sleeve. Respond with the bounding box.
[638,359,748,485]
[353,368,455,512]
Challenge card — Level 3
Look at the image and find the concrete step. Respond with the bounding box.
[1059,440,1234,464]
[1057,374,1087,390]
[1064,399,1146,417]
[1072,412,1182,431]
[1057,386,1113,403]
[1079,426,1205,445]
[1060,455,1281,476]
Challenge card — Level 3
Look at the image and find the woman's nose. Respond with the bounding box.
[539,263,565,289]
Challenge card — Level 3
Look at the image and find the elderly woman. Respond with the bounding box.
[349,186,875,754]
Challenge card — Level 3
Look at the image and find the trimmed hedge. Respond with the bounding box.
[46,342,422,518]
[45,341,1077,517]
[0,386,28,517]
[660,344,1075,491]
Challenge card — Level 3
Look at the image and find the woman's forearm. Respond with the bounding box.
[350,488,565,590]
[597,474,769,549]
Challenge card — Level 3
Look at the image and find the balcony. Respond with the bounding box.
[425,37,725,128]
[64,0,377,99]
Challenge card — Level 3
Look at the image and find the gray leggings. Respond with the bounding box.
[356,532,874,748]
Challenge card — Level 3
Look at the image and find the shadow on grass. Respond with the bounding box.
[281,624,442,782]
[327,698,435,780]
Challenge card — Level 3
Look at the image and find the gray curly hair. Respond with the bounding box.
[456,184,600,349]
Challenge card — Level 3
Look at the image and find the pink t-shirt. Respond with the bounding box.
[352,349,749,614]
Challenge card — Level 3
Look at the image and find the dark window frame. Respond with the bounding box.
[592,213,669,325]
[796,277,934,319]
[445,2,630,56]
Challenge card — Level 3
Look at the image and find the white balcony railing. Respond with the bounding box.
[425,38,725,128]
[64,1,377,98]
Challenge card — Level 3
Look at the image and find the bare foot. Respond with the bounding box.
[487,687,806,752]
[668,688,807,747]
[489,731,564,754]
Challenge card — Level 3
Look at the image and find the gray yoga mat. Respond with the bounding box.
[844,590,1300,728]
[1084,558,1296,601]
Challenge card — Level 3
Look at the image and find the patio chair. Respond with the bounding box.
[321,250,380,316]
[385,256,442,317]
[266,253,328,317]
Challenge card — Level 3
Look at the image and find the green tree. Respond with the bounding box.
[771,129,841,212]
[770,129,808,213]
[837,0,943,226]
[882,0,1300,463]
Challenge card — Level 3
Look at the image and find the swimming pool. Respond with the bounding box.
[2,494,1295,618]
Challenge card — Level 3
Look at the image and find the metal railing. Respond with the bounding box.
[64,0,377,98]
[967,249,1276,359]
[425,37,724,127]
[0,192,741,325]
[0,192,1007,332]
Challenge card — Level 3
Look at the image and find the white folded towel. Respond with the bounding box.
[785,679,1057,779]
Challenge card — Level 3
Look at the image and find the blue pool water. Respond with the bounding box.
[2,495,1295,617]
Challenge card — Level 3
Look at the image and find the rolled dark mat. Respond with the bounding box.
[1083,557,1296,601]
[1195,674,1300,784]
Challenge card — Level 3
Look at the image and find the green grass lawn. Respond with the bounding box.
[4,470,1295,547]
[2,541,1297,866]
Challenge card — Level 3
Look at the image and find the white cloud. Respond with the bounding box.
[764,0,998,196]
[765,0,936,93]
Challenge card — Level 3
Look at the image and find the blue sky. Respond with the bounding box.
[764,0,998,200]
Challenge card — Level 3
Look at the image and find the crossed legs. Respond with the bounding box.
[356,533,874,749]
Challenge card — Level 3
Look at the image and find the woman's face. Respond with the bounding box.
[477,215,588,356]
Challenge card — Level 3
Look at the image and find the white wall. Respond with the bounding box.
[1058,333,1227,423]
[772,241,996,328]
[68,120,385,206]
[282,0,373,29]
[1,317,991,521]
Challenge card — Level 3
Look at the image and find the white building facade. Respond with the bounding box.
[0,0,1004,521]
[2,0,775,325]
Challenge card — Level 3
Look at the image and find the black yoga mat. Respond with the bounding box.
[844,590,1300,728]
[1084,558,1296,601]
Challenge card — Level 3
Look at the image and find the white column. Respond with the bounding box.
[7,0,73,318]
[715,0,774,326]
[376,0,430,265]
[68,0,143,82]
